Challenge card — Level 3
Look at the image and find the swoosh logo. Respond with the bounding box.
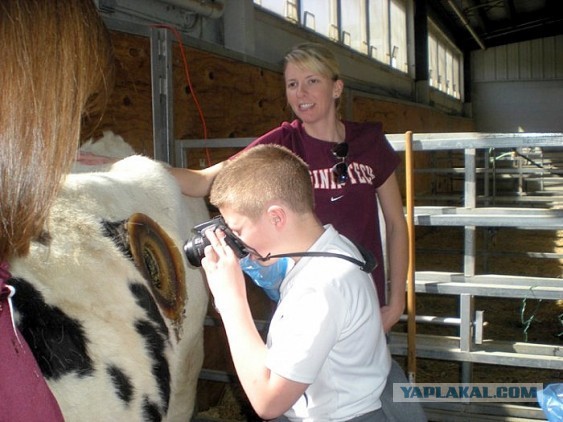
[331,195,344,202]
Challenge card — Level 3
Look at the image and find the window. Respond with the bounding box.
[340,0,367,53]
[301,0,335,39]
[428,33,438,86]
[368,0,389,63]
[389,0,407,72]
[254,0,297,21]
[428,19,462,99]
[254,0,464,98]
[255,0,409,73]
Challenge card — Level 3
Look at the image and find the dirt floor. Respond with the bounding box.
[195,226,563,421]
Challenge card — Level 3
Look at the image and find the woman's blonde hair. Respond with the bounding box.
[0,0,115,260]
[210,145,314,220]
[284,42,340,81]
[284,42,343,114]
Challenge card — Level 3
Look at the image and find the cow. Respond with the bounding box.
[8,132,209,421]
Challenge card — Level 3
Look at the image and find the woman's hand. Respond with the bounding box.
[201,228,247,314]
[380,298,405,333]
[76,151,116,165]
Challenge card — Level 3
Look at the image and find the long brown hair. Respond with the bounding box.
[0,0,115,261]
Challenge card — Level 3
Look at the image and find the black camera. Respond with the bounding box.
[184,216,249,267]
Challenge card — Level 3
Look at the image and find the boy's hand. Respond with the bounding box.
[201,228,247,314]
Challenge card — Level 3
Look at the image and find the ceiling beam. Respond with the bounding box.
[447,0,486,49]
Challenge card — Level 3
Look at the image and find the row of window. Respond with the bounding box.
[254,0,462,100]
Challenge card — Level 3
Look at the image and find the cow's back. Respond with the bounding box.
[10,148,208,421]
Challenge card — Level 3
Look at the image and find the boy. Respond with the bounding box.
[201,145,391,421]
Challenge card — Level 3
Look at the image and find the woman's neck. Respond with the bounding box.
[302,117,345,143]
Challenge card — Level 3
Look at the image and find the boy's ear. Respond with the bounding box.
[266,205,286,228]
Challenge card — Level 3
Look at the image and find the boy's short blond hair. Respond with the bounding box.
[210,145,314,220]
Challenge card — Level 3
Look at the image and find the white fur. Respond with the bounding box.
[72,131,136,173]
[10,133,209,421]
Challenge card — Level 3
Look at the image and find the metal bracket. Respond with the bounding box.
[474,310,485,345]
[150,27,174,164]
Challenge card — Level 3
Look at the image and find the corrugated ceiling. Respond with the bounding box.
[427,0,563,50]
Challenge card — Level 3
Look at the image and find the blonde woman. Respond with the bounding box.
[173,43,407,333]
[172,42,427,421]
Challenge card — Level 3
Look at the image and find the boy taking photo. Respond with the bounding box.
[200,144,391,421]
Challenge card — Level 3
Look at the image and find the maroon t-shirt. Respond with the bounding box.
[0,264,64,421]
[247,120,400,306]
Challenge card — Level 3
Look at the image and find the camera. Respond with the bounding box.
[184,216,249,267]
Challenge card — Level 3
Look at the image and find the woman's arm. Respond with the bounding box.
[169,161,225,197]
[76,151,225,198]
[377,173,408,332]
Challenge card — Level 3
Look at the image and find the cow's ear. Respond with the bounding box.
[126,213,187,328]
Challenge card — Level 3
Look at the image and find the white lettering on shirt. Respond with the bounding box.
[309,162,374,189]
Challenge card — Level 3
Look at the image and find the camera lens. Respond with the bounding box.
[184,235,209,267]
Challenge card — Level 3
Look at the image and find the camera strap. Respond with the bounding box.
[259,243,377,273]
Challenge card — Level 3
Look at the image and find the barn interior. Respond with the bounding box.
[86,1,562,421]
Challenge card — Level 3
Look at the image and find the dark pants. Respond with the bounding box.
[380,359,428,422]
[272,407,387,421]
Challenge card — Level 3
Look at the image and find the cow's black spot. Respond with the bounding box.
[135,319,171,414]
[142,396,163,422]
[35,230,52,246]
[107,364,134,405]
[102,219,131,260]
[130,283,168,338]
[9,278,93,380]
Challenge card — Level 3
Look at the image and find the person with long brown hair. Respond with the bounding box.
[0,1,114,419]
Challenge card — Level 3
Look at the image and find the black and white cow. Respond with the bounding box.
[9,133,209,421]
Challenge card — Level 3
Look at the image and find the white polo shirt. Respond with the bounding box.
[266,225,391,421]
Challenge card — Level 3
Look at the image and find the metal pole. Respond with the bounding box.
[150,27,174,164]
[405,131,417,382]
[462,148,476,383]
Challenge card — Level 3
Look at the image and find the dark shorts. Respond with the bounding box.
[348,407,388,421]
[273,408,387,422]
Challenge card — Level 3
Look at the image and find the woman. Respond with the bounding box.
[0,1,114,419]
[81,41,424,421]
[171,43,407,332]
